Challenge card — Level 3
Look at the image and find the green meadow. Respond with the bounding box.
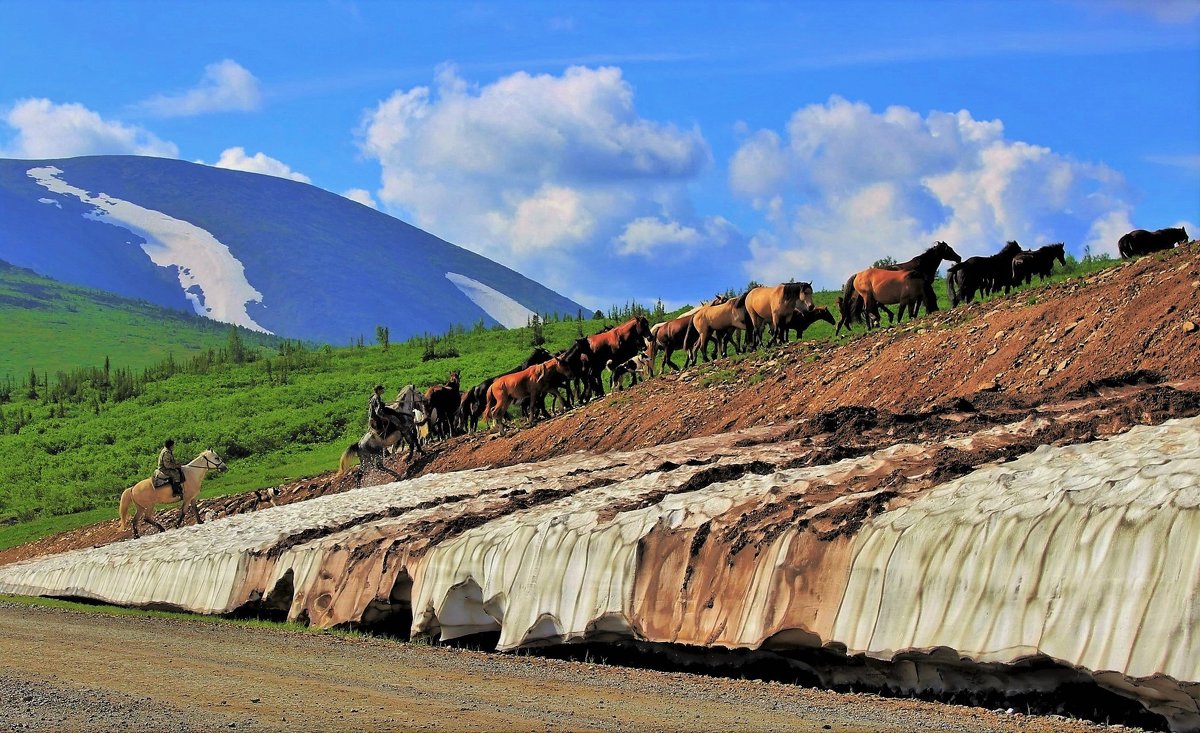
[0,252,1121,550]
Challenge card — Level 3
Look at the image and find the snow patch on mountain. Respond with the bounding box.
[27,166,270,333]
[445,272,536,328]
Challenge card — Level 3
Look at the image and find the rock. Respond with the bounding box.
[1183,320,1197,333]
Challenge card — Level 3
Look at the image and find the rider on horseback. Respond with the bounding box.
[369,384,404,439]
[156,438,184,498]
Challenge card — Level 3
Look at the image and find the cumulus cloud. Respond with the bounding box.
[0,98,178,159]
[615,215,737,256]
[139,60,262,117]
[207,147,311,183]
[342,188,378,208]
[731,96,1133,287]
[358,65,723,302]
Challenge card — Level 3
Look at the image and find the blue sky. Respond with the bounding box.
[2,1,1197,309]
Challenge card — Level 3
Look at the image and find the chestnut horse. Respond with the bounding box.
[586,316,653,397]
[685,293,751,366]
[484,362,549,433]
[852,268,927,327]
[744,282,814,348]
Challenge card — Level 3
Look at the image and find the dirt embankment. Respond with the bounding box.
[3,245,1198,566]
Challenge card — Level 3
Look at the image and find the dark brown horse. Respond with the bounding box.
[423,370,460,440]
[1011,243,1065,285]
[778,305,835,342]
[586,316,652,397]
[1118,227,1188,258]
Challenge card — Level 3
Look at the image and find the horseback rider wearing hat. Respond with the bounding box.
[369,384,405,439]
[156,438,184,498]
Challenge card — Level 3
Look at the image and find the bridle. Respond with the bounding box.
[187,453,226,471]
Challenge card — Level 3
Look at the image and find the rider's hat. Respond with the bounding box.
[374,384,385,392]
[164,438,175,447]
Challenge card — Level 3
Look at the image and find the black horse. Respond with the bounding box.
[1012,243,1066,285]
[947,240,1023,306]
[1118,227,1188,258]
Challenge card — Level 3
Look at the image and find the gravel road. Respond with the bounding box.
[0,600,1133,733]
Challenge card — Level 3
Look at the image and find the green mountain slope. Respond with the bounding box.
[0,259,280,380]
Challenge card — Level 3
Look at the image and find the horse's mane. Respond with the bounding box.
[732,292,749,308]
[781,281,811,300]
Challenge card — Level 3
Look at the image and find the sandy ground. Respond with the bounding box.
[0,600,1127,733]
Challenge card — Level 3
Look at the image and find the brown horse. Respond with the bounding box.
[484,362,549,433]
[744,282,814,348]
[852,268,926,327]
[685,293,751,366]
[424,370,460,440]
[586,316,653,396]
[118,449,227,538]
[648,313,699,373]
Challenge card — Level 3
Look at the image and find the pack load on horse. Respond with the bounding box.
[119,448,227,538]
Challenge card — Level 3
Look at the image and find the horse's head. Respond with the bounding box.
[202,449,228,473]
[1171,227,1189,244]
[634,315,652,340]
[812,306,836,326]
[934,241,962,264]
[1051,243,1066,266]
[1002,240,1022,255]
[447,370,460,387]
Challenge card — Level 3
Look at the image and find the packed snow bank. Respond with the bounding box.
[1,416,1197,729]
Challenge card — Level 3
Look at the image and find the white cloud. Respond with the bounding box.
[1143,154,1200,172]
[1101,0,1200,24]
[615,215,736,256]
[357,65,717,284]
[139,60,262,118]
[342,188,378,208]
[0,98,178,159]
[731,96,1133,287]
[206,147,311,183]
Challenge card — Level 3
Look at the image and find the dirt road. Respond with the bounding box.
[0,600,1125,733]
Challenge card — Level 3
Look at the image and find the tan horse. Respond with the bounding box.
[118,449,227,538]
[685,293,751,366]
[851,268,926,327]
[744,282,814,348]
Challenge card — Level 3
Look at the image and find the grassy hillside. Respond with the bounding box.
[0,252,1120,550]
[0,259,280,379]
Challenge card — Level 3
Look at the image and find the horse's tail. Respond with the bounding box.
[336,443,359,478]
[118,487,133,530]
[946,264,960,307]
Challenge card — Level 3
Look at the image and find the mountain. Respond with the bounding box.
[0,258,279,379]
[0,156,585,343]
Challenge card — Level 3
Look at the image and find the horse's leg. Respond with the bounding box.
[144,510,166,534]
[192,500,204,525]
[131,508,141,539]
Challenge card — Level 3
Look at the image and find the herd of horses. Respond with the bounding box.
[118,226,1188,530]
[326,226,1186,482]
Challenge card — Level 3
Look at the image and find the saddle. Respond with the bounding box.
[152,470,171,488]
